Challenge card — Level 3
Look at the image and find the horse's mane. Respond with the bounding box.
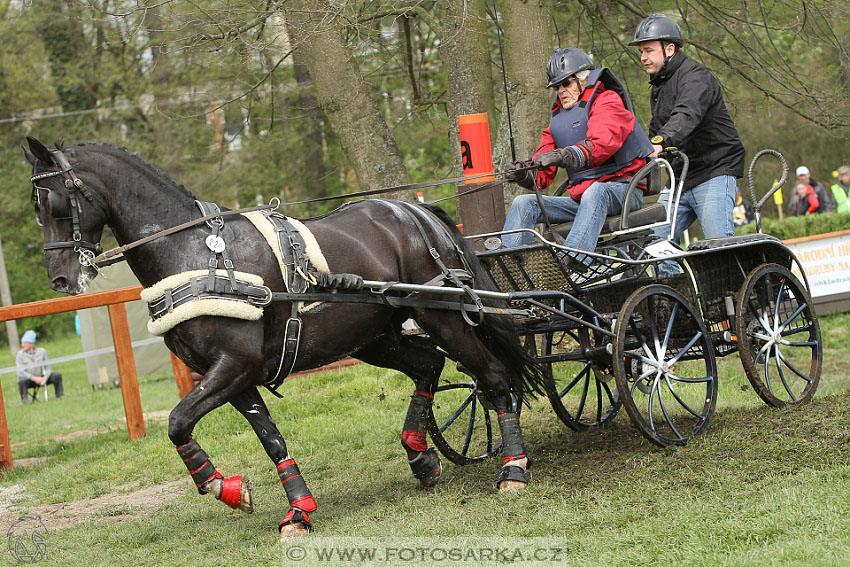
[64,142,196,200]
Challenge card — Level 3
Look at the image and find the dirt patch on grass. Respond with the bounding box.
[0,479,187,531]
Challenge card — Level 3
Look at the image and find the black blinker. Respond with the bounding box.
[48,190,72,220]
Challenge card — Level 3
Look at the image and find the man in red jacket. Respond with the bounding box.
[502,48,653,270]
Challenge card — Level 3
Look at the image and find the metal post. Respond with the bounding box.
[0,235,19,355]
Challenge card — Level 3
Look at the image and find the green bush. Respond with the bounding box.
[737,212,850,240]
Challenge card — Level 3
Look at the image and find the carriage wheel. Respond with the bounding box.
[735,264,821,407]
[613,285,718,447]
[540,332,620,431]
[426,369,516,465]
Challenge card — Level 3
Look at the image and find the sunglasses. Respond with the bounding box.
[555,77,575,90]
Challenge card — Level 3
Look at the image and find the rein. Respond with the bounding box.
[90,202,280,268]
[275,169,516,208]
[32,145,539,270]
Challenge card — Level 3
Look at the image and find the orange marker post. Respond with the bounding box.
[456,113,504,249]
[458,113,496,184]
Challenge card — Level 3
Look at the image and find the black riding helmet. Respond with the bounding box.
[628,13,685,46]
[545,47,595,88]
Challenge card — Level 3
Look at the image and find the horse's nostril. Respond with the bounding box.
[51,276,67,290]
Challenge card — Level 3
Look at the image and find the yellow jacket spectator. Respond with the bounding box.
[831,165,850,214]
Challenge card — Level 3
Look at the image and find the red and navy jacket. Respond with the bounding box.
[531,68,653,200]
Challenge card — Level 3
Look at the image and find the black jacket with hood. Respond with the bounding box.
[648,51,745,191]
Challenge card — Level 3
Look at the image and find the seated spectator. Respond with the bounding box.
[796,166,833,213]
[788,181,819,216]
[830,165,850,214]
[16,330,64,403]
[732,189,755,227]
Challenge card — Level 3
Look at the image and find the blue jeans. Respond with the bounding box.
[653,174,736,275]
[501,181,642,255]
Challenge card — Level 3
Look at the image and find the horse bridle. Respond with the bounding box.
[30,149,102,265]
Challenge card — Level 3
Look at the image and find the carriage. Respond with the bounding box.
[24,138,821,537]
[426,148,822,459]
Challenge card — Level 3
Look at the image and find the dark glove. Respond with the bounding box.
[535,144,590,173]
[504,160,535,189]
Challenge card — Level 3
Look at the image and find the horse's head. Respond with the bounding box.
[23,137,107,294]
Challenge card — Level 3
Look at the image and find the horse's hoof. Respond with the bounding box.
[238,480,254,513]
[496,457,528,492]
[211,475,254,513]
[410,448,442,489]
[279,521,311,540]
[279,508,313,540]
[497,479,527,492]
[419,458,443,489]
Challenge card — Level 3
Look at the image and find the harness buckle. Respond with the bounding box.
[248,285,273,307]
[429,247,440,260]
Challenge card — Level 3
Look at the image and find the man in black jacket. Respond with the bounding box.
[630,14,745,270]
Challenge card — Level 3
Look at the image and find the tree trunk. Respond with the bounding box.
[499,0,555,203]
[440,0,498,177]
[280,1,410,198]
[292,52,329,207]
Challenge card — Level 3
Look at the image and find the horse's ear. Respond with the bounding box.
[25,136,53,165]
[22,144,36,165]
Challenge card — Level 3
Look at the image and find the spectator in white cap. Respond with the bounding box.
[16,330,64,403]
[796,165,834,213]
[830,165,850,214]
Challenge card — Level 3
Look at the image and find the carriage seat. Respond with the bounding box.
[686,233,782,251]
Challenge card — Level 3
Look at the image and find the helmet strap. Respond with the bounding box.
[659,40,677,72]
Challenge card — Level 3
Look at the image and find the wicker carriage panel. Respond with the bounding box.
[479,247,575,294]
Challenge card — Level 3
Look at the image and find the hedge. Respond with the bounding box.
[737,212,850,240]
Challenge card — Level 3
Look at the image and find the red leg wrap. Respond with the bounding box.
[290,495,317,513]
[218,475,243,509]
[502,454,527,465]
[402,430,428,453]
[277,458,316,511]
[280,508,313,531]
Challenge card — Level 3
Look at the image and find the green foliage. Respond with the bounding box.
[737,212,850,239]
[0,0,847,319]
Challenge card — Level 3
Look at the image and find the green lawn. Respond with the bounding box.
[0,312,847,566]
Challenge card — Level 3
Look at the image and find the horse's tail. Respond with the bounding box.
[420,204,546,402]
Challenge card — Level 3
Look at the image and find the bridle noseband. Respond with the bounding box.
[30,149,102,265]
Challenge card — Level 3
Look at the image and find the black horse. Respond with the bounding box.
[23,138,542,538]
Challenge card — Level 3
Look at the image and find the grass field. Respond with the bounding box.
[0,313,848,566]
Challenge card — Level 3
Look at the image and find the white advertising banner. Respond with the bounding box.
[784,230,850,298]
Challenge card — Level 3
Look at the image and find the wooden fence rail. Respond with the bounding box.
[0,285,194,470]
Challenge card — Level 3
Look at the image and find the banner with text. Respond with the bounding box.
[785,230,850,298]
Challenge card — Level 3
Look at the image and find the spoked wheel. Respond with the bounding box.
[539,331,620,431]
[426,366,516,465]
[735,263,821,407]
[613,284,718,447]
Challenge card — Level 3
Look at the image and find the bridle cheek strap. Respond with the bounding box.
[35,149,102,261]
